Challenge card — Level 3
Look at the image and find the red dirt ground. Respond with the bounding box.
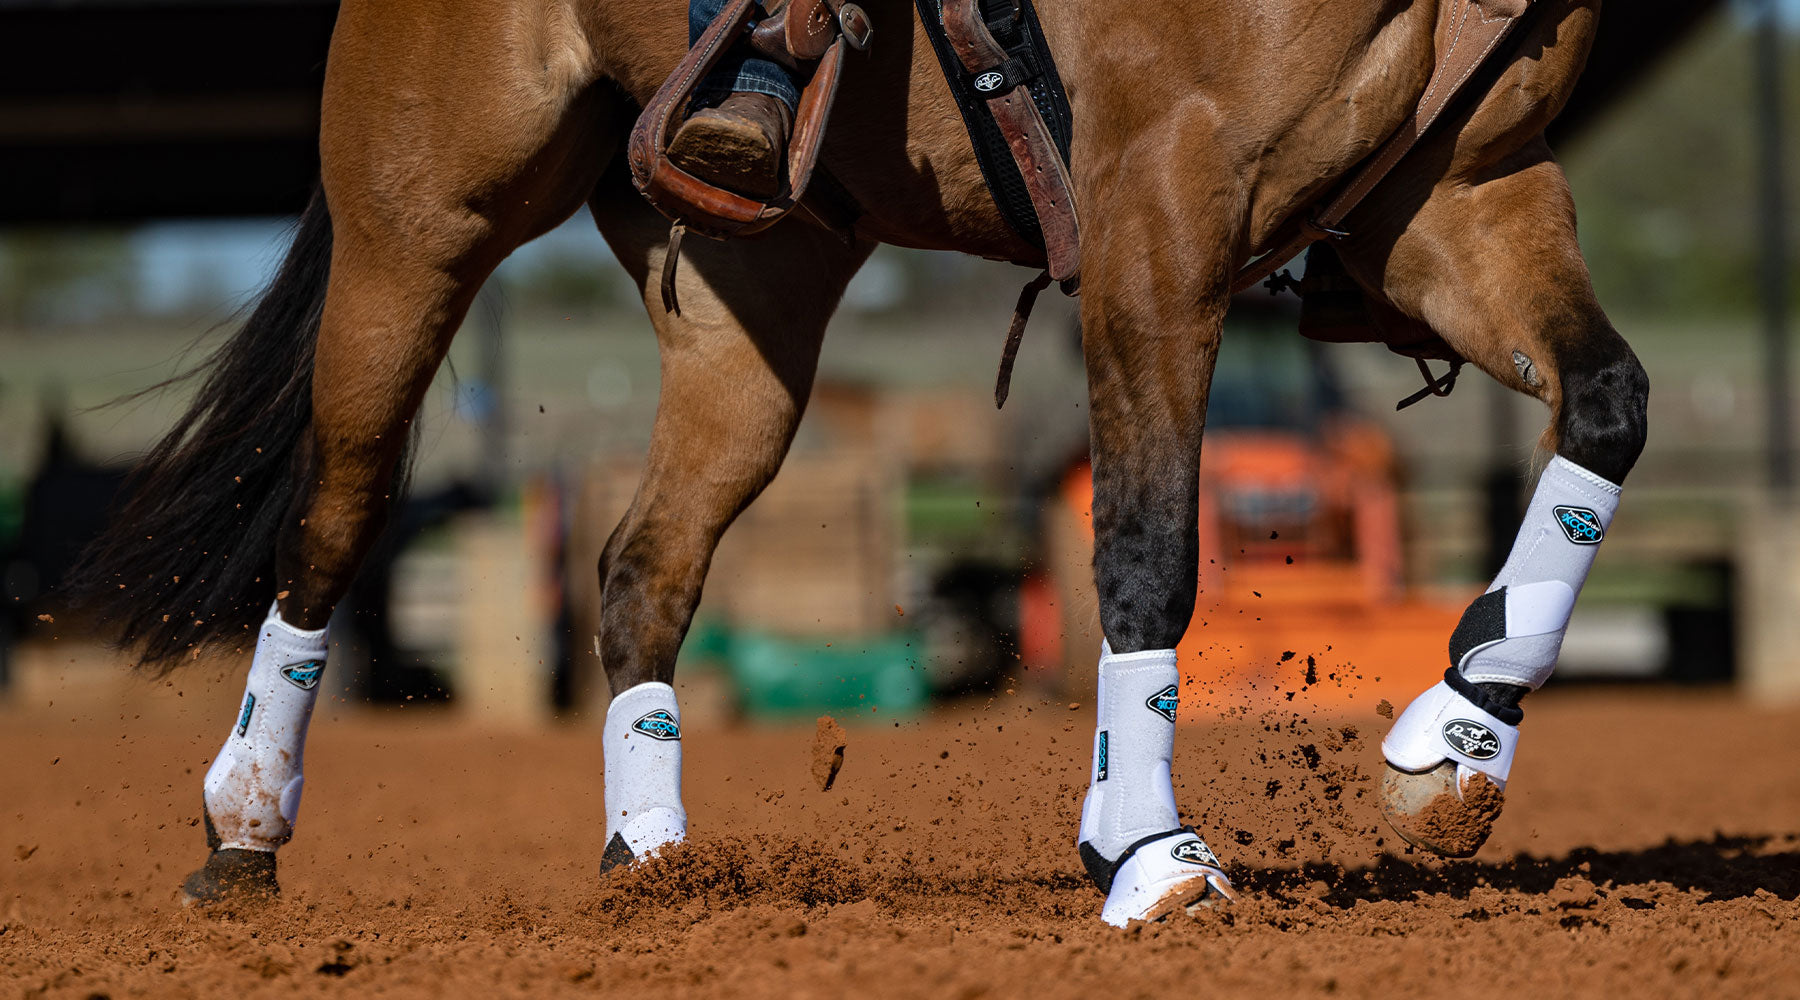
[4,669,1799,998]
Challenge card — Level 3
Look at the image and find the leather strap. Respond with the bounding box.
[627,0,865,240]
[940,0,1080,282]
[1232,0,1535,293]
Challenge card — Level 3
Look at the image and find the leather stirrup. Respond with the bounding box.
[628,0,870,243]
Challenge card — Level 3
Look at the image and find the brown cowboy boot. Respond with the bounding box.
[666,92,792,200]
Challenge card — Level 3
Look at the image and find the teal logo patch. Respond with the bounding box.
[1096,730,1109,782]
[235,693,256,737]
[280,659,324,691]
[1146,685,1179,723]
[1553,505,1603,545]
[632,710,680,741]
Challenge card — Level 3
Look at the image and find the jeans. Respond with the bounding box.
[690,0,803,113]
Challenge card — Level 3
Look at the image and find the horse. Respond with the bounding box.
[72,0,1643,924]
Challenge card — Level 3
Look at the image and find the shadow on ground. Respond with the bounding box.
[1237,833,1800,907]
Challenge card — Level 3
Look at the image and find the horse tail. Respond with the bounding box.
[69,186,336,673]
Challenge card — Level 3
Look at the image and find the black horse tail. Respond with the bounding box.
[69,187,336,673]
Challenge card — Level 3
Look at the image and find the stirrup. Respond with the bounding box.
[628,0,871,241]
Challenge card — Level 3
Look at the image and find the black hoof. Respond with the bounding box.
[179,848,280,906]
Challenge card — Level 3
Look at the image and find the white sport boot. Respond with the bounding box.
[1077,644,1235,926]
[600,681,688,871]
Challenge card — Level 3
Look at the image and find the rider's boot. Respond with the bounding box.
[181,604,328,905]
[600,681,687,873]
[1077,644,1235,926]
[1381,455,1622,856]
[667,92,793,200]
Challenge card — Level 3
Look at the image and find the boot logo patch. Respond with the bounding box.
[1442,719,1502,760]
[632,710,681,741]
[1146,685,1179,723]
[1096,731,1109,781]
[1171,838,1219,868]
[1553,505,1604,544]
[974,70,1005,93]
[280,659,324,690]
[235,693,256,737]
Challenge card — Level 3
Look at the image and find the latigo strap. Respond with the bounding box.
[938,0,1080,284]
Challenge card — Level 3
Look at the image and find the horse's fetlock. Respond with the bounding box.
[1552,333,1647,484]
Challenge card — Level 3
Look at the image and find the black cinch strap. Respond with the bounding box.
[913,0,1072,250]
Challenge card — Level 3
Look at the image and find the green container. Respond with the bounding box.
[726,629,928,718]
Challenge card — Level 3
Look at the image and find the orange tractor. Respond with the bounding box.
[1020,324,1469,716]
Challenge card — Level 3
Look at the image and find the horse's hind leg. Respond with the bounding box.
[588,177,871,869]
[1342,142,1648,857]
[182,10,617,902]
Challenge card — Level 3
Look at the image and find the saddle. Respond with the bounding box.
[632,0,1539,408]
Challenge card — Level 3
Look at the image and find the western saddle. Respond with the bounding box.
[629,0,1538,409]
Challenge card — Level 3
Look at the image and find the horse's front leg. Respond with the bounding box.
[588,174,873,871]
[1341,142,1649,857]
[1073,149,1241,925]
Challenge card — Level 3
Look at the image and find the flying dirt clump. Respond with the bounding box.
[812,716,847,791]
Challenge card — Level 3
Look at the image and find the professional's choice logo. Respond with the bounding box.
[1096,730,1109,782]
[632,710,681,741]
[973,70,1005,93]
[235,693,257,738]
[1442,719,1502,760]
[1171,838,1220,868]
[1146,685,1179,723]
[280,659,324,691]
[1553,505,1604,545]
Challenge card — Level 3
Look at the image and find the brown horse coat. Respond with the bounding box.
[84,0,1642,695]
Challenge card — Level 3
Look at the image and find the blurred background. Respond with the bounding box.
[1,0,1796,726]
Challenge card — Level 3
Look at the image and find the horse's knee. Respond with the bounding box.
[1548,320,1648,484]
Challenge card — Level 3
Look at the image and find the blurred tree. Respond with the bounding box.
[500,245,624,319]
[1563,12,1799,321]
[0,230,140,327]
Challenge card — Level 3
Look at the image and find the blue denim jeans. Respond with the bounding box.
[690,0,802,113]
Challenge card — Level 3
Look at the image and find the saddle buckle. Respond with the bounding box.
[1303,217,1351,241]
[838,3,873,51]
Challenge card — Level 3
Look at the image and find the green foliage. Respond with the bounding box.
[0,229,140,327]
[500,246,623,318]
[1563,15,1800,321]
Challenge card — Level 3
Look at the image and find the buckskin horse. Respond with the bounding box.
[73,0,1643,925]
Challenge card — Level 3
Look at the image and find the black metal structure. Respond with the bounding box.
[0,0,1726,225]
[0,0,336,223]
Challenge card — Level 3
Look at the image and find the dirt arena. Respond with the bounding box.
[4,665,1798,998]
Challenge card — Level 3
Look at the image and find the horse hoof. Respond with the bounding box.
[179,848,280,906]
[1138,869,1238,924]
[1379,761,1505,858]
[1098,830,1237,927]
